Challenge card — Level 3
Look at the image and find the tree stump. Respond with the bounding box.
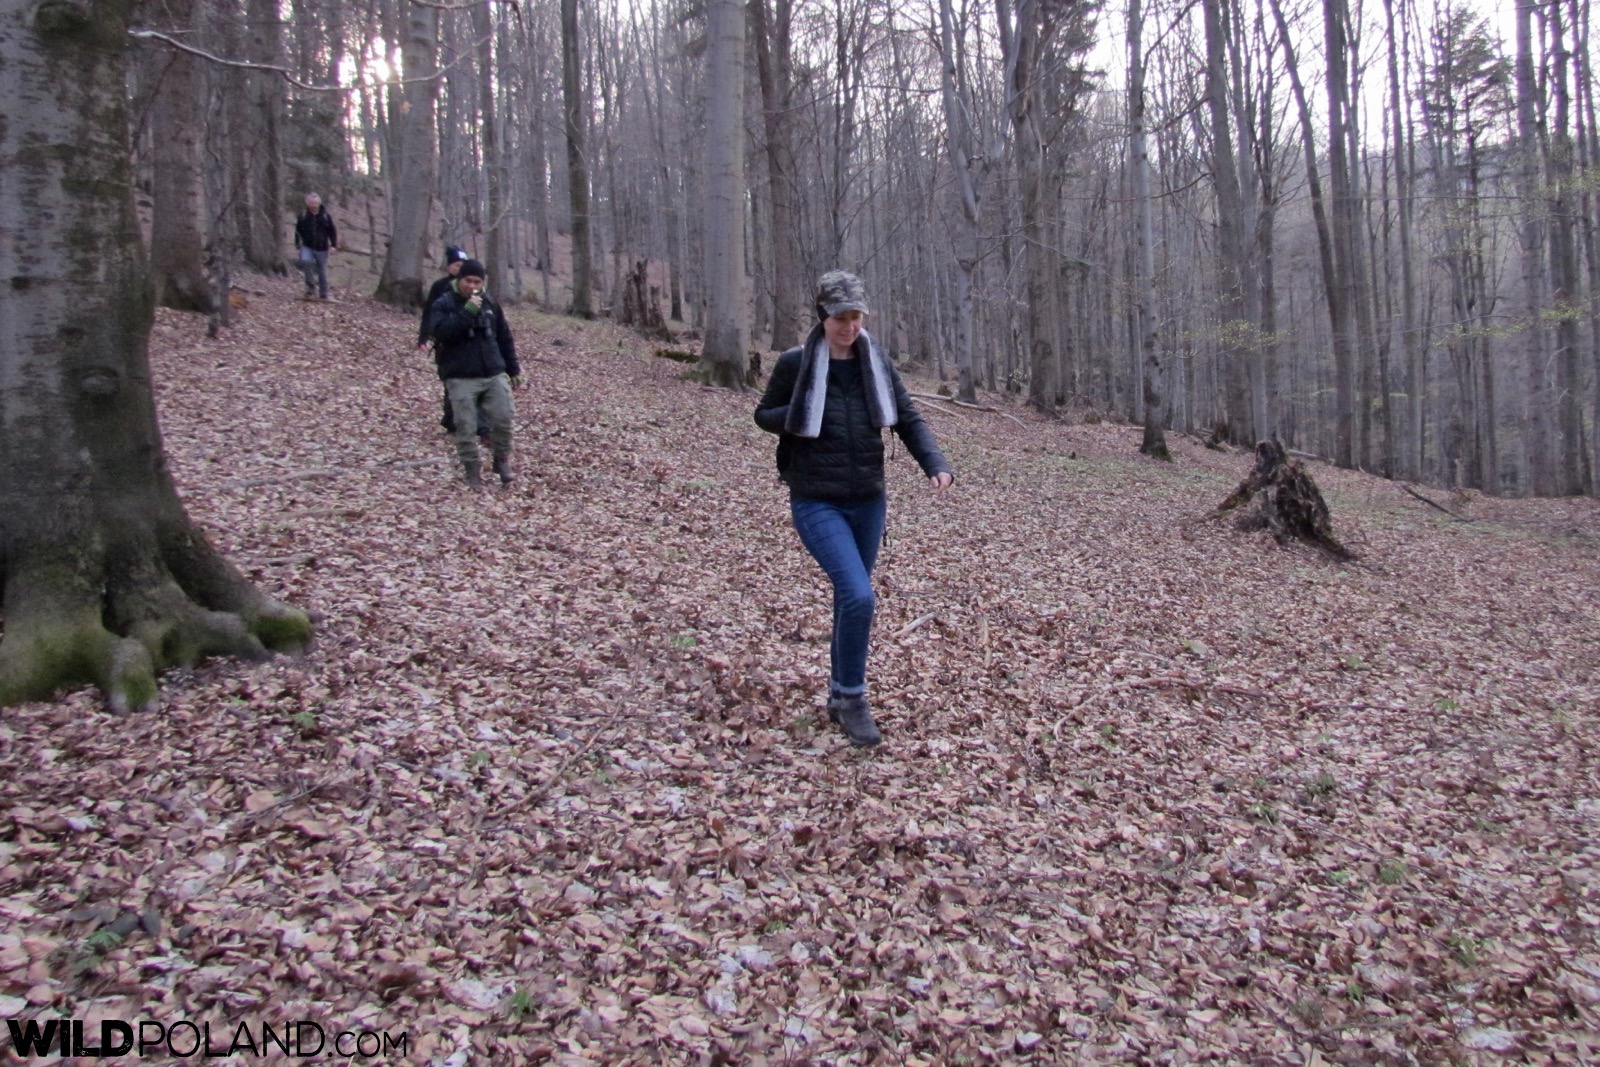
[1212,440,1355,560]
[619,259,668,338]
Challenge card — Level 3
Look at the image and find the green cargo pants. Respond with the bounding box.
[446,374,514,471]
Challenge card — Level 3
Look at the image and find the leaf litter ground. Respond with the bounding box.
[3,281,1599,1065]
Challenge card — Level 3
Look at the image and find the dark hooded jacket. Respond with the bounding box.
[294,208,337,252]
[428,285,521,381]
[418,275,459,344]
[755,329,950,502]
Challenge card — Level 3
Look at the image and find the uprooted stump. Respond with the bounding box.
[1210,440,1356,561]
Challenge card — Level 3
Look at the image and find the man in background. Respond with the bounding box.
[293,193,338,300]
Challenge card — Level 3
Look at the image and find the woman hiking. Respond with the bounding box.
[755,271,955,748]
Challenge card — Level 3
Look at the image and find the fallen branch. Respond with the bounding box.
[910,391,1028,428]
[893,613,938,639]
[226,456,451,488]
[1399,483,1472,522]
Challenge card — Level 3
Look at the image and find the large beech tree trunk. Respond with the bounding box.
[0,0,310,711]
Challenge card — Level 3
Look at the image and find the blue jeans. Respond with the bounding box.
[298,248,329,297]
[790,494,887,694]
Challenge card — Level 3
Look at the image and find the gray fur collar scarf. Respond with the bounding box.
[783,323,898,438]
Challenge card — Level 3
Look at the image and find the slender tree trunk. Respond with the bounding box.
[1130,0,1168,456]
[473,0,509,299]
[0,0,309,711]
[1270,0,1355,467]
[145,0,213,313]
[699,0,748,388]
[1548,2,1586,493]
[936,0,983,403]
[752,0,802,352]
[242,0,286,274]
[1386,0,1423,480]
[1201,0,1253,442]
[561,0,594,317]
[375,2,439,309]
[1510,0,1548,495]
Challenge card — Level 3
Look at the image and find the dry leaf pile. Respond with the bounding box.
[3,281,1599,1065]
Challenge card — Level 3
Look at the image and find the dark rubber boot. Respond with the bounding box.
[492,455,514,487]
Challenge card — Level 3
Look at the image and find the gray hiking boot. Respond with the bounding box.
[831,693,881,748]
[462,461,483,488]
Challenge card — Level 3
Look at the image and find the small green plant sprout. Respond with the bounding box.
[790,713,816,733]
[670,633,697,650]
[1248,801,1279,824]
[1448,932,1482,967]
[467,750,492,771]
[1343,654,1366,671]
[1435,697,1459,712]
[1326,868,1352,886]
[1343,979,1365,1004]
[1098,722,1119,743]
[289,710,319,735]
[1306,771,1338,798]
[761,918,789,935]
[62,928,125,975]
[1378,858,1408,885]
[508,988,536,1017]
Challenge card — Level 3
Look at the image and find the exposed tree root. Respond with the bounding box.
[0,530,310,712]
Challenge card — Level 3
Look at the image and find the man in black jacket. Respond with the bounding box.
[418,245,487,440]
[427,260,523,488]
[293,193,338,300]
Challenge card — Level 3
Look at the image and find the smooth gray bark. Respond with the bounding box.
[0,0,309,711]
[699,0,749,388]
[375,2,440,309]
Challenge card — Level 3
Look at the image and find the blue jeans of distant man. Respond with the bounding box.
[790,493,887,695]
[298,247,329,298]
[446,374,514,470]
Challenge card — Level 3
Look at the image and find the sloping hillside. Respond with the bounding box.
[3,279,1599,1065]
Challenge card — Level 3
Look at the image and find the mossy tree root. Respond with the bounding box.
[0,532,311,712]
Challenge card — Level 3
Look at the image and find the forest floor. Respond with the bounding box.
[4,278,1600,1066]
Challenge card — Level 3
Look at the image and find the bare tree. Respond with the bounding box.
[562,0,595,317]
[375,1,441,309]
[144,0,215,312]
[1129,0,1168,456]
[700,0,749,388]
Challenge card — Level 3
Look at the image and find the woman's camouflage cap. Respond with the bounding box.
[815,270,869,319]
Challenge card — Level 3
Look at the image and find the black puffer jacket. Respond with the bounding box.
[428,288,521,381]
[755,346,951,502]
[294,208,337,251]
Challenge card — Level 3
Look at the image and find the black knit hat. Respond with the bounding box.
[443,245,467,268]
[458,259,487,280]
